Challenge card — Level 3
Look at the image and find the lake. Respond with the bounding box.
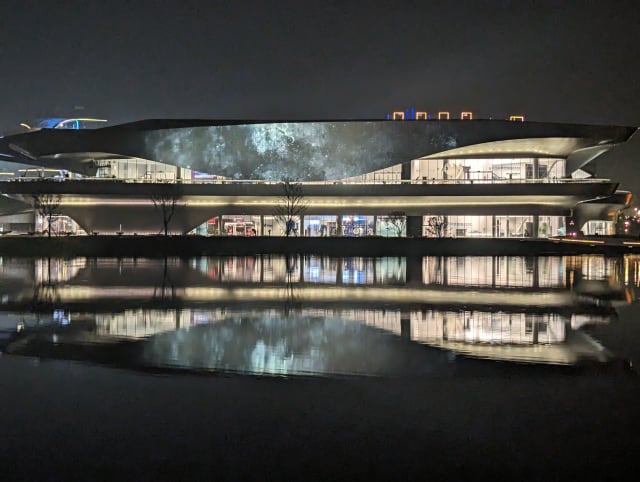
[1,254,639,480]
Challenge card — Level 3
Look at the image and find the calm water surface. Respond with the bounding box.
[1,254,639,377]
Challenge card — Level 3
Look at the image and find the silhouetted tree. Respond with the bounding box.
[425,215,448,238]
[32,192,62,237]
[150,184,182,236]
[275,179,307,236]
[385,211,406,237]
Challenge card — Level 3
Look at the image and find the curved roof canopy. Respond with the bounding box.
[417,137,608,160]
[0,119,634,181]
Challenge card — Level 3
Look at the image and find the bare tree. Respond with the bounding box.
[384,211,406,237]
[275,179,307,237]
[150,184,182,236]
[32,193,62,237]
[425,215,448,238]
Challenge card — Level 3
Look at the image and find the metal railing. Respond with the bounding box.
[0,176,613,186]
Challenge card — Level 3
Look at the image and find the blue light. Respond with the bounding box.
[411,107,415,120]
[36,118,67,129]
[385,113,391,120]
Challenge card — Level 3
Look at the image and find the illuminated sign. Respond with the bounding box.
[461,112,473,120]
[438,112,450,120]
[509,115,525,122]
[415,112,428,120]
[392,111,405,120]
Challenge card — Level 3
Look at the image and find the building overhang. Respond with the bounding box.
[417,137,608,160]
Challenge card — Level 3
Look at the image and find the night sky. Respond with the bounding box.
[0,0,638,130]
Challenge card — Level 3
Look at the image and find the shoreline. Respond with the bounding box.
[1,234,639,257]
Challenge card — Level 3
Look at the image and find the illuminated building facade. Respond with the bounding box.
[0,117,637,237]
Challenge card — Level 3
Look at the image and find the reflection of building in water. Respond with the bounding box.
[3,254,639,367]
[90,306,612,366]
[412,311,565,345]
[9,254,638,293]
[34,257,87,284]
[422,255,637,294]
[95,307,404,339]
[192,255,406,285]
[423,256,567,288]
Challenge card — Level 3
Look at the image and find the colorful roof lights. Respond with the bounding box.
[386,109,526,121]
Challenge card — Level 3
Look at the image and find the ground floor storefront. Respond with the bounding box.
[189,214,579,238]
[10,213,615,238]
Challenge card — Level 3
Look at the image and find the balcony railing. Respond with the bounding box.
[1,176,613,186]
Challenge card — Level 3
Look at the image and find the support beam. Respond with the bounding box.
[406,216,422,237]
[401,313,411,340]
[406,256,423,285]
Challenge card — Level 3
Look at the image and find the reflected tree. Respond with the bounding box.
[153,256,176,300]
[284,254,301,316]
[31,257,60,305]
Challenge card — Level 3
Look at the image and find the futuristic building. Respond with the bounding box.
[0,117,637,237]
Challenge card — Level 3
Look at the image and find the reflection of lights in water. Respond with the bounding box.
[2,255,637,370]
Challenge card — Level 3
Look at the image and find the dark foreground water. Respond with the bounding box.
[1,255,640,480]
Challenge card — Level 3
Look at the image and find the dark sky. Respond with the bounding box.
[0,0,638,130]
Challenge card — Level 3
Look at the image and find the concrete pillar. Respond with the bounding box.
[300,215,305,236]
[532,215,539,238]
[336,215,343,236]
[532,257,539,288]
[336,258,343,284]
[372,215,378,236]
[401,161,412,182]
[217,215,222,235]
[260,255,264,283]
[492,256,496,288]
[400,313,411,340]
[260,215,265,236]
[533,158,539,179]
[406,216,422,237]
[406,256,423,285]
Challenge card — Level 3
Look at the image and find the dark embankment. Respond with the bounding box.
[0,235,638,257]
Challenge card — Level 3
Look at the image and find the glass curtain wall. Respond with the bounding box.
[412,158,565,182]
[422,215,565,238]
[96,158,192,181]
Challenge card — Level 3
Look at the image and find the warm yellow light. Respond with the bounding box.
[19,123,32,130]
[438,112,450,120]
[0,172,15,175]
[392,111,405,120]
[461,111,473,120]
[509,115,525,122]
[415,111,428,120]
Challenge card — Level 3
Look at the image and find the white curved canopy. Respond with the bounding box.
[418,137,611,160]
